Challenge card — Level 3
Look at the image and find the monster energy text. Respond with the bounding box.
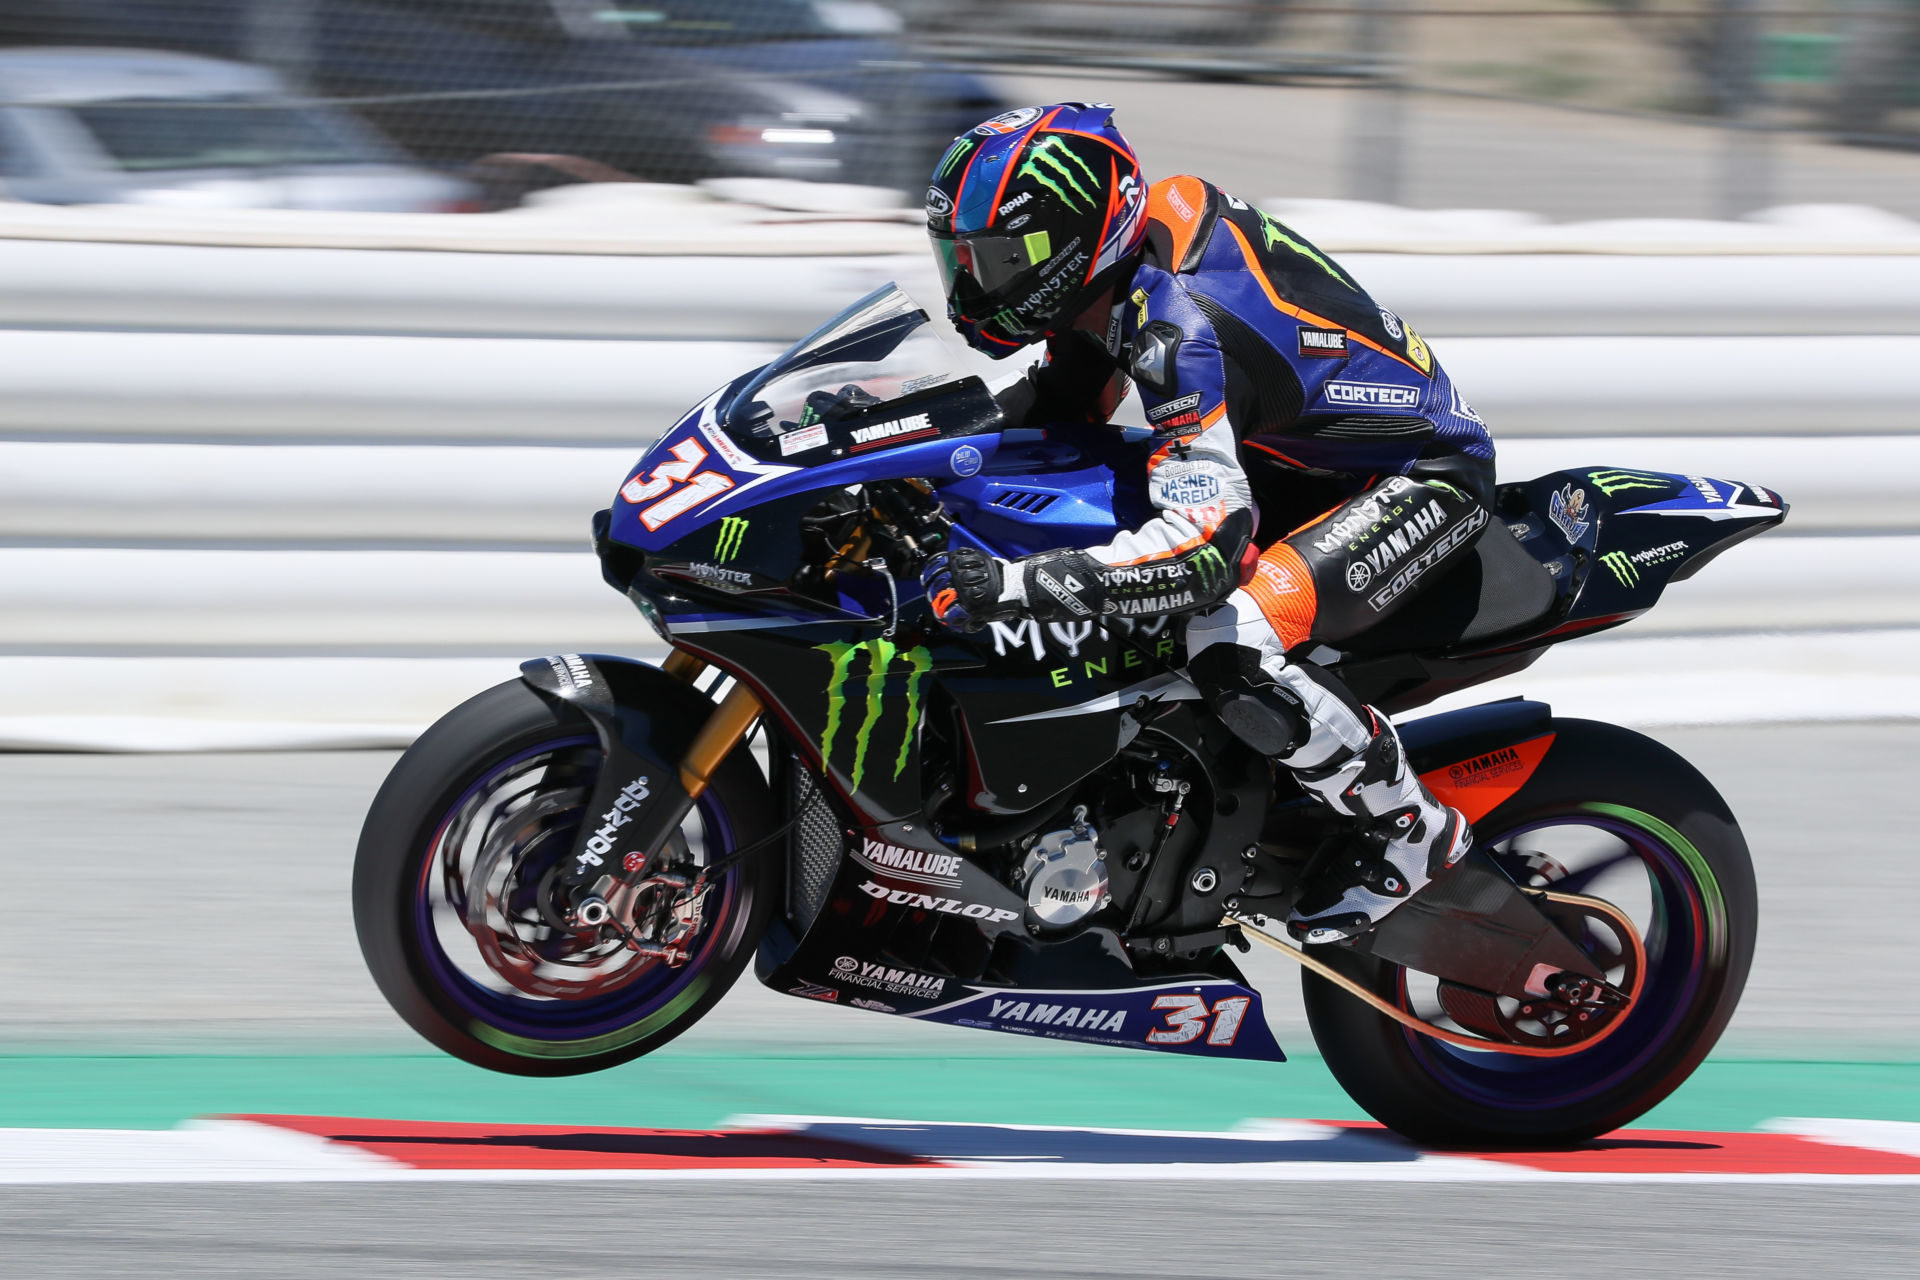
[713,516,748,562]
[816,639,932,788]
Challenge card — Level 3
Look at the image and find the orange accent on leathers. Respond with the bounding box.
[1242,541,1319,651]
[1420,733,1556,824]
[1147,175,1210,268]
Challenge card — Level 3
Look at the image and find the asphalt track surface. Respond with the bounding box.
[4,1182,1917,1279]
[2,724,1917,1276]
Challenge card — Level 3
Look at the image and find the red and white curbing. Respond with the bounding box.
[1,1115,1918,1184]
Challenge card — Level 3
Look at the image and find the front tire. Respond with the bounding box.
[354,677,777,1076]
[1304,718,1758,1146]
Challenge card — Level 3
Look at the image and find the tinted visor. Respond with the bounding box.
[931,227,1063,339]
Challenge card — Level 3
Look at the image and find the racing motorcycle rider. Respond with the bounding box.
[921,104,1495,945]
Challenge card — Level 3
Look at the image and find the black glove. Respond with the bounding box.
[924,546,1014,633]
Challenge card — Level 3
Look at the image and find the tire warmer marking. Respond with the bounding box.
[1418,733,1556,825]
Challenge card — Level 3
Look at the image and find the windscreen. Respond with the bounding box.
[721,285,963,436]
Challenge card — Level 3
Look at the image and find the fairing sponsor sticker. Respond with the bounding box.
[1548,484,1591,544]
[851,837,963,888]
[911,981,1286,1062]
[779,423,828,456]
[849,413,939,450]
[857,880,1018,923]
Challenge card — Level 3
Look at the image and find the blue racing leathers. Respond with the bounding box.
[991,174,1495,626]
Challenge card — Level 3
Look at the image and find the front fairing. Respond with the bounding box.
[604,285,1007,560]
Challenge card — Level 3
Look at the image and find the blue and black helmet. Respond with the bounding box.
[926,103,1146,356]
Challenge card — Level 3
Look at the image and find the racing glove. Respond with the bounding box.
[924,546,1016,633]
[925,547,1112,631]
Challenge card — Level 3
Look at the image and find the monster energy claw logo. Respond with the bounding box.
[1257,211,1350,286]
[714,516,748,562]
[937,137,974,178]
[1191,544,1229,595]
[1588,469,1670,498]
[1017,136,1100,213]
[816,639,931,788]
[1600,550,1640,587]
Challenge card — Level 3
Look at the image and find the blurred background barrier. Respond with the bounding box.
[13,229,1920,336]
[6,329,1920,437]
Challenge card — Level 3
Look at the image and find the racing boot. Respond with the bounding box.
[1284,711,1471,945]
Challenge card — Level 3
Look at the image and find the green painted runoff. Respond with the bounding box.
[0,1051,1914,1134]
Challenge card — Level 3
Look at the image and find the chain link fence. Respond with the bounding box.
[1,0,1918,213]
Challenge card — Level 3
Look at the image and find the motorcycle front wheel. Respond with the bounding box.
[353,677,777,1076]
[1304,718,1758,1147]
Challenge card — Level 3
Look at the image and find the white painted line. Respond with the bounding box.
[0,1121,402,1184]
[1766,1118,1920,1160]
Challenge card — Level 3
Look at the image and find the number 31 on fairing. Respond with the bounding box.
[1147,993,1252,1046]
[620,438,735,531]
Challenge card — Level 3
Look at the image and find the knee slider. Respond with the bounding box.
[1189,644,1308,756]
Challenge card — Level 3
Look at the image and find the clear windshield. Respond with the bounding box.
[720,284,964,436]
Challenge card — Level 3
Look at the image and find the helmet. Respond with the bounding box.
[926,103,1146,357]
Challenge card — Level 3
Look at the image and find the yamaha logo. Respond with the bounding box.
[1346,561,1373,590]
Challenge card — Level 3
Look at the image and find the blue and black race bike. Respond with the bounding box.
[356,286,1783,1146]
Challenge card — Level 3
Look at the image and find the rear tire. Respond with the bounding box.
[1304,718,1757,1146]
[354,677,777,1076]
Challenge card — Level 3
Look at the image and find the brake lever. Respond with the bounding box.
[866,557,900,637]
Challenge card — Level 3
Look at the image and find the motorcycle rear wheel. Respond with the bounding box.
[1303,718,1757,1147]
[353,677,777,1076]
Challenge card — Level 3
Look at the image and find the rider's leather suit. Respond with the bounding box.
[994,177,1495,942]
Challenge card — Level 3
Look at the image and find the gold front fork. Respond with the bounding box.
[676,681,761,800]
[662,649,708,684]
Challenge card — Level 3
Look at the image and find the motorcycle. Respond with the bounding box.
[355,285,1779,1147]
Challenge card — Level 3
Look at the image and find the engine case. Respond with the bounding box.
[1020,810,1110,928]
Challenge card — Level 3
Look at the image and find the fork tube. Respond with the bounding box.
[678,683,762,799]
[662,649,708,683]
